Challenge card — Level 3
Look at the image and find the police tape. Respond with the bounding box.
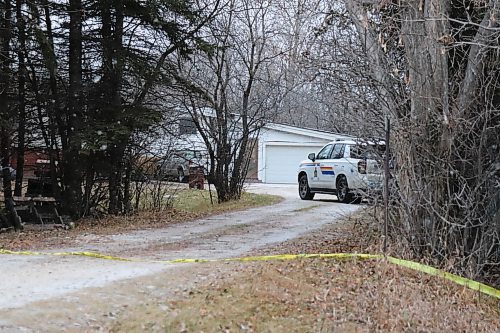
[0,249,498,299]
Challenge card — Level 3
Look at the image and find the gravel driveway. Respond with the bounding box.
[0,184,360,331]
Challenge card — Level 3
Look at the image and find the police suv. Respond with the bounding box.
[297,140,384,203]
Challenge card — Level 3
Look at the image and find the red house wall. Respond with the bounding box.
[10,150,50,179]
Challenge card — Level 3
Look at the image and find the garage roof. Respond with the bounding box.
[263,123,354,141]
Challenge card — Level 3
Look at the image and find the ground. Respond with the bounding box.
[0,184,498,332]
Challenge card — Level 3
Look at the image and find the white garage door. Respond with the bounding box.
[265,145,323,184]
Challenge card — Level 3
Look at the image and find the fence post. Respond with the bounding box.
[383,116,391,254]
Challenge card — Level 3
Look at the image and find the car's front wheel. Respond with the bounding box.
[299,174,315,200]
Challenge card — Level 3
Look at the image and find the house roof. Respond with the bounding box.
[263,122,354,141]
[179,108,352,141]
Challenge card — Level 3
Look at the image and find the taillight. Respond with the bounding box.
[358,160,367,174]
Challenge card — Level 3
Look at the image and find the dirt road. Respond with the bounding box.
[0,184,360,332]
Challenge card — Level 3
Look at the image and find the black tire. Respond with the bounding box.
[336,176,354,204]
[299,174,315,200]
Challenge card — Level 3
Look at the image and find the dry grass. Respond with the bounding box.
[106,213,500,333]
[108,258,499,333]
[173,189,282,215]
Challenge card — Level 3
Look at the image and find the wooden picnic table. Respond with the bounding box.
[11,196,63,225]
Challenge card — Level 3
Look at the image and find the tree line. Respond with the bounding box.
[0,0,222,219]
[1,0,498,284]
[1,0,293,224]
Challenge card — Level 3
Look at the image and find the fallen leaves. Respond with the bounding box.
[157,257,499,332]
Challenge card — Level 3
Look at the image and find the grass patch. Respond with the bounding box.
[109,259,500,333]
[173,189,283,215]
[105,212,499,333]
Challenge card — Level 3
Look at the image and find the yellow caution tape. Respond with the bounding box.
[385,256,500,300]
[222,253,380,262]
[0,249,498,299]
[0,249,134,262]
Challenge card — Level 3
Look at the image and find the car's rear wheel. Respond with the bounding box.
[299,174,315,200]
[336,176,354,203]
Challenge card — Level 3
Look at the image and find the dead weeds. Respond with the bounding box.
[109,258,499,333]
[107,211,500,333]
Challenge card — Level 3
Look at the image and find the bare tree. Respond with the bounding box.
[323,0,500,283]
[173,0,286,202]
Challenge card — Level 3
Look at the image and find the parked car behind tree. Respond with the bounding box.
[158,149,207,182]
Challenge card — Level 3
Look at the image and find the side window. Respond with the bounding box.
[316,144,333,160]
[330,144,345,159]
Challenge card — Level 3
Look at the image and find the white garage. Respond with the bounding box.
[257,124,352,184]
[264,144,324,184]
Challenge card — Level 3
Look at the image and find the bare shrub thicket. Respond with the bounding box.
[311,0,499,285]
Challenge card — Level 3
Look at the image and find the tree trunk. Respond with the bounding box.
[14,0,26,196]
[101,0,127,215]
[42,0,64,201]
[345,0,397,119]
[0,0,20,230]
[108,143,126,215]
[123,151,132,214]
[1,128,13,202]
[0,0,12,192]
[62,0,84,218]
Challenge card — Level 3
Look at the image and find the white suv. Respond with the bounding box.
[297,140,384,203]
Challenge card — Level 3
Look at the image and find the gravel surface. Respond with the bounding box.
[0,184,361,331]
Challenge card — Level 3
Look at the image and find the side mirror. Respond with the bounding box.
[308,153,316,161]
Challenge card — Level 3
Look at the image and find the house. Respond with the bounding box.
[9,149,51,179]
[169,117,352,184]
